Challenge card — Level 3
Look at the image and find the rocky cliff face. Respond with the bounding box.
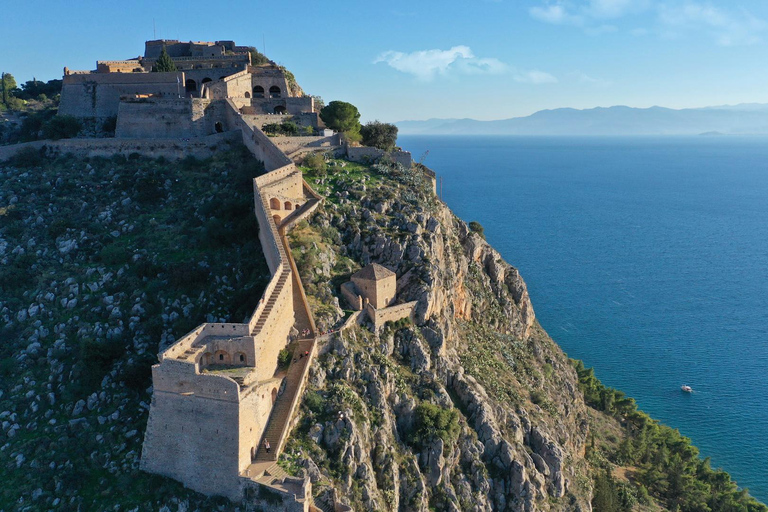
[286,162,592,511]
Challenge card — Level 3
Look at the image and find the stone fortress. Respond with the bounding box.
[52,40,420,510]
[59,39,318,139]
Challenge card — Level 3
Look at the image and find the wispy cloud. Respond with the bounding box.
[528,0,766,45]
[375,45,557,84]
[569,71,613,86]
[658,3,766,46]
[374,45,508,81]
[513,69,558,84]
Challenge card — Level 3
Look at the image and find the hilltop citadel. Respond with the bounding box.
[46,39,420,510]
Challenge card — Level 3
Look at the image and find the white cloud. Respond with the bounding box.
[529,4,585,26]
[513,69,559,84]
[569,71,613,86]
[529,0,766,45]
[658,3,766,46]
[374,45,508,81]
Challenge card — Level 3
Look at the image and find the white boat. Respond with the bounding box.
[681,385,693,393]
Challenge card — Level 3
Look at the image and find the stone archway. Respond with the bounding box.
[269,86,281,98]
[269,197,280,210]
[253,86,265,98]
[271,388,278,404]
[272,214,281,224]
[273,105,286,115]
[284,201,292,211]
[185,79,197,96]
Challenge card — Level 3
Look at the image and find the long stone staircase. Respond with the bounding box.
[250,268,290,337]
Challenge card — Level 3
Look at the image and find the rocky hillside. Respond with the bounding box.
[0,145,269,511]
[284,159,591,511]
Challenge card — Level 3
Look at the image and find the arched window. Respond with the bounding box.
[269,86,281,98]
[269,198,280,210]
[253,86,265,98]
[185,79,197,94]
[272,214,281,224]
[214,350,230,364]
[215,122,223,133]
[284,201,292,211]
[244,92,251,98]
[201,77,212,84]
[273,105,286,115]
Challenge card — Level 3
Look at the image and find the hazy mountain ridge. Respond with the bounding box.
[397,104,768,136]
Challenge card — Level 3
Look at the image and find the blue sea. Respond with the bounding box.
[398,135,768,501]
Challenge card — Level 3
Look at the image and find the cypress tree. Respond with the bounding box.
[152,46,177,73]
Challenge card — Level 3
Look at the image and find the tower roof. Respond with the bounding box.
[352,263,395,281]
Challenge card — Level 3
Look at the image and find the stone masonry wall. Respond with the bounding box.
[366,301,418,331]
[59,72,183,119]
[0,132,239,162]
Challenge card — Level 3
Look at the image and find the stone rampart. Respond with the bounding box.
[116,98,206,138]
[366,301,418,331]
[59,71,184,119]
[346,145,413,168]
[141,386,243,500]
[271,135,341,155]
[0,132,239,163]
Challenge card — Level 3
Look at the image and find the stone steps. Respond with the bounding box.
[255,340,313,461]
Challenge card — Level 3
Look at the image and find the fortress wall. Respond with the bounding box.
[115,98,213,139]
[59,72,184,119]
[271,135,341,155]
[252,276,294,380]
[151,359,240,401]
[261,174,303,202]
[346,146,413,168]
[228,101,294,171]
[340,282,363,311]
[140,390,242,500]
[239,380,281,468]
[253,190,284,274]
[251,97,314,115]
[0,132,239,163]
[366,301,418,331]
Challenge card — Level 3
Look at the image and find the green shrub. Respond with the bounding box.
[42,115,81,140]
[8,146,46,167]
[304,390,325,415]
[303,153,326,175]
[469,221,485,239]
[278,348,292,369]
[409,402,460,449]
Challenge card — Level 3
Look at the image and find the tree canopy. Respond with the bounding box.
[247,47,269,66]
[152,47,177,73]
[319,101,361,137]
[360,120,398,152]
[1,72,18,107]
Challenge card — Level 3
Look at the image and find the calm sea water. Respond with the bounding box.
[399,135,768,501]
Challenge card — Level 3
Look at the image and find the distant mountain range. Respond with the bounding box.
[396,104,768,136]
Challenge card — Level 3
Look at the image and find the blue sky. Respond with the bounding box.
[5,0,768,122]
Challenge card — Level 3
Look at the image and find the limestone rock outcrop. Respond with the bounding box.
[286,166,592,511]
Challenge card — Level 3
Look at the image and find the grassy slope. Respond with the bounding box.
[0,145,268,510]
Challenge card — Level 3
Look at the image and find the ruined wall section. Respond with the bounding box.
[366,301,418,331]
[59,72,183,119]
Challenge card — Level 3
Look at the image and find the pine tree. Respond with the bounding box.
[152,46,177,73]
